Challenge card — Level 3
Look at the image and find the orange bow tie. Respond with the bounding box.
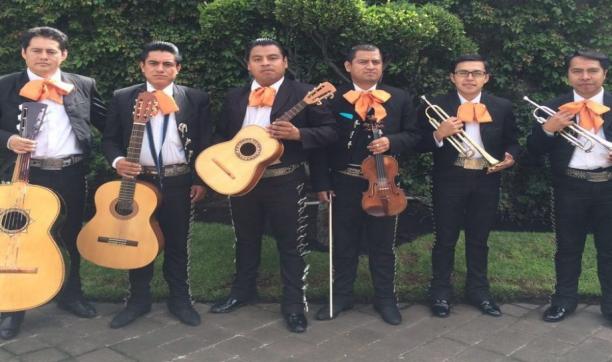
[153,90,179,115]
[343,89,391,121]
[248,87,276,108]
[559,100,609,132]
[457,102,492,123]
[19,79,74,104]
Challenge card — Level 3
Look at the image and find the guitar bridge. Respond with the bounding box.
[0,267,38,274]
[97,236,139,247]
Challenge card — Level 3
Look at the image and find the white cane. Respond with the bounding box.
[328,192,334,319]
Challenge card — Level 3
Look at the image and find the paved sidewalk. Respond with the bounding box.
[1,302,612,361]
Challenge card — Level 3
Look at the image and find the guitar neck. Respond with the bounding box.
[276,100,307,123]
[118,122,146,204]
[11,153,32,183]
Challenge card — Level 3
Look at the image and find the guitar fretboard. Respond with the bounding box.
[276,101,307,123]
[117,123,146,209]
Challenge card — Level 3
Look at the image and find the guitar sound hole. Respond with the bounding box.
[235,138,262,161]
[0,209,29,233]
[115,202,133,216]
[240,143,256,157]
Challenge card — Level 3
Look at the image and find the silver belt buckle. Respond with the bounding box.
[463,158,484,170]
[587,172,611,182]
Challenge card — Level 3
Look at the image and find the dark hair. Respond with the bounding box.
[20,26,68,51]
[565,50,609,71]
[451,54,489,73]
[245,38,287,60]
[139,41,182,65]
[346,44,383,63]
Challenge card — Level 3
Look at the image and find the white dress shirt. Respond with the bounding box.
[434,92,486,160]
[27,68,83,158]
[567,88,611,170]
[242,77,284,128]
[112,82,186,168]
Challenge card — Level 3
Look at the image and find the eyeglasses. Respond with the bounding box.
[454,70,487,78]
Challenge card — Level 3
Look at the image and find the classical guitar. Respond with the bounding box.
[0,102,66,312]
[195,82,336,196]
[361,117,408,217]
[77,92,164,270]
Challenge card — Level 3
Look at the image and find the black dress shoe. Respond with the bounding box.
[57,299,97,318]
[168,303,201,326]
[474,300,502,317]
[315,302,353,321]
[209,296,253,314]
[0,312,24,340]
[374,304,402,325]
[284,313,307,333]
[110,305,151,329]
[543,305,572,322]
[431,299,450,318]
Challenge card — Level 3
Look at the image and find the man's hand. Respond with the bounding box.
[116,158,142,178]
[7,135,36,154]
[433,117,463,142]
[487,152,515,174]
[367,136,390,155]
[542,110,574,133]
[268,120,301,140]
[190,185,206,203]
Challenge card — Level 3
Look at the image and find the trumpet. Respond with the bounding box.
[523,96,612,153]
[420,95,500,167]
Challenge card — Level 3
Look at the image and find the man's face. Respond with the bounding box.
[247,45,288,86]
[21,36,67,78]
[344,50,383,87]
[140,50,181,90]
[450,60,489,100]
[568,56,607,99]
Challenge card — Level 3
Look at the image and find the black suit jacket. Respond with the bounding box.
[526,91,612,178]
[102,83,212,184]
[213,78,337,166]
[0,70,106,159]
[416,91,520,171]
[310,83,420,191]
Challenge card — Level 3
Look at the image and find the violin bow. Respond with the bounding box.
[328,192,334,319]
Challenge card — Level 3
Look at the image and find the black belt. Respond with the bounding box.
[565,167,612,182]
[336,165,363,178]
[262,163,304,178]
[30,155,84,170]
[141,163,190,177]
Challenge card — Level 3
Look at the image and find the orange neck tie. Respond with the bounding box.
[248,87,276,108]
[343,89,391,121]
[559,100,609,132]
[19,79,74,104]
[153,90,179,115]
[457,102,493,123]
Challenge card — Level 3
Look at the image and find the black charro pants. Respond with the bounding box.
[127,172,193,308]
[331,173,397,306]
[551,174,612,315]
[429,166,500,302]
[1,162,87,322]
[229,168,308,314]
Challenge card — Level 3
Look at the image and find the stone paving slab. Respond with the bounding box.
[0,302,611,361]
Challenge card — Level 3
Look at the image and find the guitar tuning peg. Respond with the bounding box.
[18,104,23,110]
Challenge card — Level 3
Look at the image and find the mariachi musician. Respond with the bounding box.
[0,26,106,340]
[102,41,211,328]
[209,38,336,334]
[526,50,612,324]
[310,44,420,325]
[416,54,519,318]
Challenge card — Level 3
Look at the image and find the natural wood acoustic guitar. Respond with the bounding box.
[196,82,336,196]
[77,92,164,270]
[0,102,66,312]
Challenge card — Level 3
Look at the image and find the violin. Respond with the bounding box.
[360,117,407,217]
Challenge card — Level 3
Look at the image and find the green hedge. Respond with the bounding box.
[1,0,610,227]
